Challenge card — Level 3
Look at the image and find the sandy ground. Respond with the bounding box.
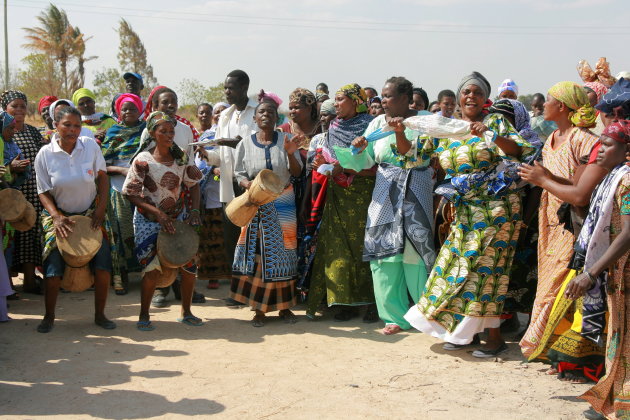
[0,275,592,420]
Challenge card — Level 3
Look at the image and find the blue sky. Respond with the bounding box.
[7,0,630,104]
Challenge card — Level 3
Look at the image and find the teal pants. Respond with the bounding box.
[370,260,427,329]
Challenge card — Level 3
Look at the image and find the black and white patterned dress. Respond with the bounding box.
[12,124,44,266]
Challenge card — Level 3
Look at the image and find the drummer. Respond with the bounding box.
[231,97,302,327]
[123,111,203,331]
[34,106,115,333]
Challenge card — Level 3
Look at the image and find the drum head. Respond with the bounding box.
[10,201,36,232]
[157,220,200,268]
[57,215,103,267]
[258,169,284,195]
[0,188,27,222]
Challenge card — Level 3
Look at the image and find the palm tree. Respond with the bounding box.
[67,26,97,91]
[22,4,72,94]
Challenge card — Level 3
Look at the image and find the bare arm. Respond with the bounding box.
[38,192,75,238]
[125,194,176,234]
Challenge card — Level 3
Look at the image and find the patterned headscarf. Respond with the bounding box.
[336,83,368,114]
[114,93,143,120]
[596,78,630,115]
[1,90,27,109]
[71,88,96,106]
[584,81,609,103]
[0,111,15,130]
[133,111,187,165]
[498,79,519,97]
[289,88,318,120]
[548,81,597,128]
[38,96,58,114]
[489,99,543,148]
[602,120,630,144]
[457,72,491,100]
[320,98,336,115]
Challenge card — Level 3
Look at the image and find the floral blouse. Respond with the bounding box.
[122,151,203,217]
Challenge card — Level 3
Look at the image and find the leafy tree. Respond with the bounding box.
[16,54,63,109]
[177,78,225,106]
[67,27,97,91]
[92,67,125,110]
[117,18,157,92]
[517,94,534,111]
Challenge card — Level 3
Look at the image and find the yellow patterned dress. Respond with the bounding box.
[404,114,533,344]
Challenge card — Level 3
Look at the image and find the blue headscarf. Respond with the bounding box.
[0,111,15,130]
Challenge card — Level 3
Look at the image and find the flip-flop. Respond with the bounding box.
[252,316,265,327]
[382,325,402,335]
[136,320,155,331]
[471,342,509,358]
[177,315,204,327]
[279,311,297,324]
[37,320,54,333]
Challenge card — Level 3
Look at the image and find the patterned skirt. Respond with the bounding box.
[197,208,230,280]
[109,190,140,276]
[230,255,296,312]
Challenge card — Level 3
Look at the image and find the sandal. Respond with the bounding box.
[113,275,127,296]
[136,320,155,331]
[207,280,220,290]
[382,324,402,335]
[37,319,54,333]
[177,315,204,327]
[192,291,206,304]
[279,310,297,324]
[252,314,265,327]
[472,342,508,358]
[583,408,607,420]
[443,334,481,350]
[95,318,117,330]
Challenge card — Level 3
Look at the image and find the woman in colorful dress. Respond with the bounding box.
[350,76,436,334]
[305,83,377,323]
[1,90,45,295]
[72,88,116,144]
[123,111,203,331]
[34,106,115,333]
[559,121,630,420]
[519,82,601,362]
[230,99,302,327]
[101,93,146,295]
[402,72,534,357]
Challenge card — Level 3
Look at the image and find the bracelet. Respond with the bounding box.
[191,209,200,214]
[585,271,597,286]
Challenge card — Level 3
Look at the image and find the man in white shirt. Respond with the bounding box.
[214,70,258,303]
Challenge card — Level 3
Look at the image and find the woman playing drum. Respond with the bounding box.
[123,111,203,331]
[230,98,302,327]
[34,107,115,333]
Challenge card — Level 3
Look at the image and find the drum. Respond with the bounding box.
[60,265,94,292]
[10,201,36,232]
[157,220,199,269]
[225,169,284,227]
[0,188,28,222]
[154,266,178,288]
[57,215,103,268]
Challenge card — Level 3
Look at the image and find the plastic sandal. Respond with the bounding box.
[136,320,155,331]
[177,315,203,327]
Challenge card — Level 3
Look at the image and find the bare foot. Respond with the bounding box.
[382,325,402,335]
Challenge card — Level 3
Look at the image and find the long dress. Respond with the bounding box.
[356,115,436,329]
[12,124,44,268]
[230,132,301,312]
[305,114,375,316]
[520,127,599,357]
[404,113,533,344]
[580,170,630,419]
[101,121,146,281]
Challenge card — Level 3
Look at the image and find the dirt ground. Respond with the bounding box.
[1,275,592,419]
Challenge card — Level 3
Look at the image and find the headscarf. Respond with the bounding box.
[214,102,230,110]
[457,71,491,100]
[0,90,27,109]
[320,98,336,115]
[71,88,96,106]
[143,85,168,119]
[114,93,143,120]
[48,99,75,122]
[0,111,15,130]
[596,78,630,115]
[584,81,609,103]
[369,96,382,105]
[489,99,542,148]
[498,79,518,97]
[336,83,368,114]
[548,81,597,128]
[602,120,630,144]
[288,87,318,120]
[38,96,58,114]
[133,111,187,165]
[257,89,282,107]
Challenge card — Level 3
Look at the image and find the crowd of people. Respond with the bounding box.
[1,60,630,419]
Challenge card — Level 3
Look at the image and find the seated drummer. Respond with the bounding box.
[34,107,115,333]
[123,111,203,331]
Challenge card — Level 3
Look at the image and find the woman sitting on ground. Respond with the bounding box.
[123,111,204,331]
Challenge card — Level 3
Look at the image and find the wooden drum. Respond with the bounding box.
[225,169,284,227]
[57,215,103,293]
[156,220,199,288]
